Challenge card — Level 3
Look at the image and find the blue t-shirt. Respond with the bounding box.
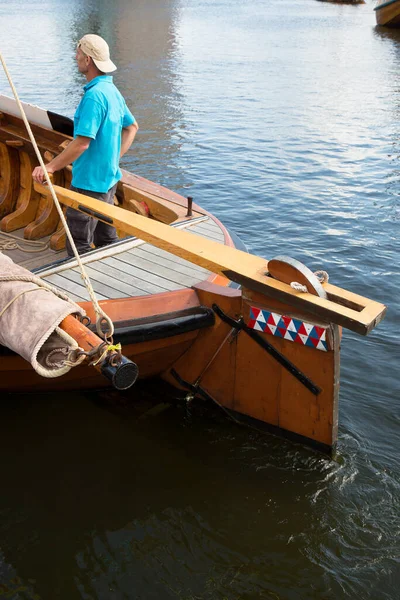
[72,76,135,192]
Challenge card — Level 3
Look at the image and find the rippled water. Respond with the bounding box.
[0,0,399,598]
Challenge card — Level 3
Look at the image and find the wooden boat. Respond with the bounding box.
[0,94,386,455]
[374,0,400,26]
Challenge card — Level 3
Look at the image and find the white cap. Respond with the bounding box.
[78,34,117,73]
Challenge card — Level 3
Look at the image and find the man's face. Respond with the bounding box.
[76,46,90,74]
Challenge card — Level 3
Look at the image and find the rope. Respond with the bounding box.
[91,342,122,366]
[0,287,50,319]
[0,52,114,341]
[314,270,329,283]
[290,270,329,293]
[46,347,86,369]
[290,281,308,293]
[0,272,83,306]
[0,231,49,253]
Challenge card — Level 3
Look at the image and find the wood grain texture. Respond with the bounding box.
[25,171,65,239]
[35,183,386,335]
[0,151,40,232]
[0,142,19,218]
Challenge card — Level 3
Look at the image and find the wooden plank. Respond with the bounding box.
[0,229,63,271]
[190,220,224,233]
[60,268,128,299]
[35,184,387,335]
[133,246,210,278]
[125,250,206,287]
[44,273,100,301]
[24,170,64,239]
[19,252,60,271]
[140,243,210,275]
[190,225,225,242]
[80,264,149,297]
[121,169,195,210]
[85,260,153,295]
[190,219,224,234]
[0,151,41,232]
[0,142,19,218]
[102,255,181,292]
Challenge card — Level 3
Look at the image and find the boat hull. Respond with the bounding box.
[0,289,213,392]
[375,0,400,26]
[0,94,386,455]
[1,280,340,454]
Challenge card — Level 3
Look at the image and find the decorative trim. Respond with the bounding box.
[247,307,328,352]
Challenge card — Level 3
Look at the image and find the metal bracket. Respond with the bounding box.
[170,368,215,403]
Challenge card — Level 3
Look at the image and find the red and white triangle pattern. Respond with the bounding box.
[247,307,328,351]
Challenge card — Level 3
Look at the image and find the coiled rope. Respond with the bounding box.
[0,52,114,340]
[0,231,49,252]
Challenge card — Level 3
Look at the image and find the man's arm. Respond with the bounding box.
[32,135,92,184]
[120,122,139,158]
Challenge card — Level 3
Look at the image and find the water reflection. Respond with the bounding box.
[1,0,400,598]
[0,0,186,189]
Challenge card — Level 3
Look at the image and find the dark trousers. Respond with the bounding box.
[66,183,119,256]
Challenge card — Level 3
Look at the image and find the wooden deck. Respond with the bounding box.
[1,216,226,302]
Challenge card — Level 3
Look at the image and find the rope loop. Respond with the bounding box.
[290,269,330,293]
[0,231,49,253]
[314,270,329,283]
[96,315,114,340]
[63,348,88,368]
[91,342,121,367]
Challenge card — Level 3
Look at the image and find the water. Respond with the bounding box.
[0,0,399,598]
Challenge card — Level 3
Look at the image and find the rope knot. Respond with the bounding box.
[290,269,330,293]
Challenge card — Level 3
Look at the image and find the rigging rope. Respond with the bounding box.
[0,231,49,253]
[0,52,114,340]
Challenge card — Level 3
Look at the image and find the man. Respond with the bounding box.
[32,34,138,256]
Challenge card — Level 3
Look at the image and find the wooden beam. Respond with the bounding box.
[34,183,386,335]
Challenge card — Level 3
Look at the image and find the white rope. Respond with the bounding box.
[290,281,308,293]
[314,270,329,283]
[0,287,50,319]
[0,231,49,253]
[0,52,114,340]
[290,270,330,293]
[45,347,87,369]
[0,272,83,312]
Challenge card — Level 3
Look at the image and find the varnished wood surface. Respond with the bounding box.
[41,219,223,302]
[1,216,226,302]
[163,281,339,449]
[36,183,386,335]
[375,0,400,26]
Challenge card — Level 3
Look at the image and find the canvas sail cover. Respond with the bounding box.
[0,253,85,377]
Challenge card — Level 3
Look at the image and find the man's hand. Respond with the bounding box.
[32,164,55,184]
[31,136,91,184]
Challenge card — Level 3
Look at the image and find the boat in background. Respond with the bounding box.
[374,0,400,26]
[0,94,386,455]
